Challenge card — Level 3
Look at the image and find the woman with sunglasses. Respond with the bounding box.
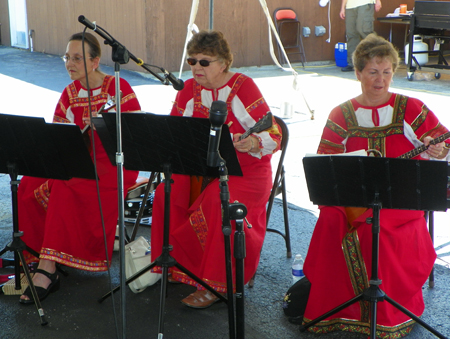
[151,30,282,308]
[18,32,141,304]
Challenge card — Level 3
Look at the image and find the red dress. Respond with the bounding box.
[19,75,140,271]
[151,73,282,292]
[303,94,446,337]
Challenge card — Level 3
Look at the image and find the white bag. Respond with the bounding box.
[124,236,161,293]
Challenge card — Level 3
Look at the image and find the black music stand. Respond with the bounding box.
[301,155,448,339]
[0,114,96,325]
[94,113,243,338]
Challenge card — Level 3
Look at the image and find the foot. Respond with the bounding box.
[19,268,60,305]
[341,65,354,72]
[167,274,181,284]
[288,315,304,325]
[181,289,221,309]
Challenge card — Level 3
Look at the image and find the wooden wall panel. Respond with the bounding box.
[25,0,146,71]
[0,0,11,46]
[145,0,166,71]
[7,0,439,73]
[163,2,191,72]
[23,0,350,72]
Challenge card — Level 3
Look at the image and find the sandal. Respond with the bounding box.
[167,273,181,284]
[19,269,60,305]
[181,289,221,309]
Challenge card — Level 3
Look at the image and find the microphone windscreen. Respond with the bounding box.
[209,101,228,127]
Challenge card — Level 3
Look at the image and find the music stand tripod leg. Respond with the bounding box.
[301,196,447,338]
[0,165,48,325]
[384,295,448,338]
[155,164,232,337]
[300,198,385,335]
[97,164,233,338]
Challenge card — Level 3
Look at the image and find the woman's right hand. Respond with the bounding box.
[424,136,446,159]
[233,134,257,153]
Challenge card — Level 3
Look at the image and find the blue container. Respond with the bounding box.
[335,43,348,67]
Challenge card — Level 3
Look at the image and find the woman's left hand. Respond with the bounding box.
[233,134,256,153]
[424,136,447,158]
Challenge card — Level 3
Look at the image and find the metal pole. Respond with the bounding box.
[115,63,126,339]
[209,0,214,29]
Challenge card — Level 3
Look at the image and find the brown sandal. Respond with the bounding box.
[181,289,220,309]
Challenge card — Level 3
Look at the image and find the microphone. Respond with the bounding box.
[207,101,228,167]
[78,15,97,30]
[163,69,184,91]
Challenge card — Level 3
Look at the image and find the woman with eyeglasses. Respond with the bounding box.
[299,34,448,336]
[150,30,282,308]
[18,32,141,304]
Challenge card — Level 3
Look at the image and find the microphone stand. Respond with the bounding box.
[216,157,247,339]
[208,100,246,337]
[77,15,184,339]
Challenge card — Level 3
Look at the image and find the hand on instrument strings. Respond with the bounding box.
[233,134,257,153]
[424,136,447,159]
[82,112,99,129]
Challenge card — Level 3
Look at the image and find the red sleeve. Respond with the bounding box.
[232,76,282,154]
[53,85,72,124]
[405,97,449,142]
[116,77,141,112]
[317,105,347,154]
[170,78,195,116]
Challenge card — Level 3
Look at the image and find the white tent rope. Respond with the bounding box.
[259,0,314,117]
[179,0,200,78]
[258,0,297,73]
[179,0,314,117]
[326,0,332,43]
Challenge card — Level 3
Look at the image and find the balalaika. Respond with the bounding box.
[397,131,450,159]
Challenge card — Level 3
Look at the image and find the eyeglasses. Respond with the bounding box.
[61,55,92,64]
[186,58,218,67]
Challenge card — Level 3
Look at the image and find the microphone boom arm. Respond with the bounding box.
[78,15,181,88]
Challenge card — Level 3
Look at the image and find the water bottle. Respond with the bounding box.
[292,254,304,284]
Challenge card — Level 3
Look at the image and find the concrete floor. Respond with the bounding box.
[0,45,449,338]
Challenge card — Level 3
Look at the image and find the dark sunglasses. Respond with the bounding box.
[186,58,218,67]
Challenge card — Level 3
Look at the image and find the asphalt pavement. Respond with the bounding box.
[0,45,449,339]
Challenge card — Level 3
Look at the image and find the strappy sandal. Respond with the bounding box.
[181,289,221,309]
[19,269,60,305]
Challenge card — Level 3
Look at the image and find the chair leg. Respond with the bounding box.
[129,172,157,241]
[428,211,435,288]
[281,174,292,258]
[250,171,291,288]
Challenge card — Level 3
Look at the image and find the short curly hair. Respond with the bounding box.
[352,33,399,73]
[187,30,233,72]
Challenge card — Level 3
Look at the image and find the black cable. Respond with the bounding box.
[80,28,120,339]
